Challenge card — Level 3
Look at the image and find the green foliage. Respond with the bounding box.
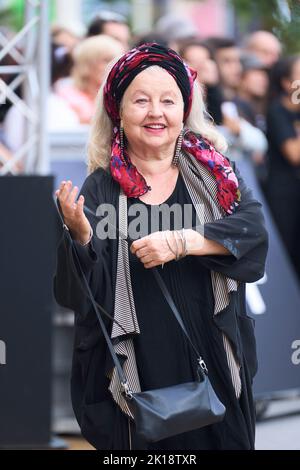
[274,1,300,54]
[0,0,56,33]
[0,1,24,32]
[230,0,300,54]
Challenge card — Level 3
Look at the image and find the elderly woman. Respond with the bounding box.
[54,44,268,450]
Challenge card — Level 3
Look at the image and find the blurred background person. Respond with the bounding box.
[86,10,131,50]
[50,42,74,86]
[206,37,242,101]
[51,25,81,52]
[243,30,282,69]
[235,54,269,134]
[218,101,268,165]
[179,38,223,125]
[264,55,300,282]
[47,43,79,129]
[134,31,169,48]
[200,37,268,164]
[4,42,83,152]
[55,35,124,124]
[155,14,197,52]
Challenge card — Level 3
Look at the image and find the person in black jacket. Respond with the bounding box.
[54,43,268,450]
[265,55,300,281]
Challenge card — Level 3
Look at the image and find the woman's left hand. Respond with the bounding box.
[130,231,177,269]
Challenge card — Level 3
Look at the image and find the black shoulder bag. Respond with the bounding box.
[55,199,226,444]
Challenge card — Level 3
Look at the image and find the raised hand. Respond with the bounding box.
[56,180,92,245]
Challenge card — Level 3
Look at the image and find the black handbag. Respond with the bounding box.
[122,268,226,442]
[55,200,226,444]
[123,372,225,442]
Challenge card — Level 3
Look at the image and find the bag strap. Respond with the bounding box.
[54,198,208,391]
[152,268,208,374]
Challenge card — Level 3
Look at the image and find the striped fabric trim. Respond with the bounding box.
[111,194,140,339]
[179,153,241,397]
[108,150,241,417]
[178,153,238,313]
[108,192,141,417]
[108,339,140,418]
[223,335,242,397]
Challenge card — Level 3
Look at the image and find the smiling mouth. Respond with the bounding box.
[143,124,167,129]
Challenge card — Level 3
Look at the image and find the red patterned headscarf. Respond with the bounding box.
[103,43,240,214]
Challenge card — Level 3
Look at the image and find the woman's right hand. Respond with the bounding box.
[56,180,92,245]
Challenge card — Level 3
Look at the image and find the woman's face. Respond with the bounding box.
[240,69,269,98]
[120,67,184,154]
[183,45,219,86]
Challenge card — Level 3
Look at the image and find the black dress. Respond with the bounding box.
[128,172,255,450]
[54,165,268,450]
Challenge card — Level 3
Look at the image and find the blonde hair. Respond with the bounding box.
[87,64,227,174]
[72,35,124,91]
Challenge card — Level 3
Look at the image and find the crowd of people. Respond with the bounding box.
[0,11,300,280]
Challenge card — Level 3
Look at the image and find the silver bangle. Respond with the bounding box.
[165,230,177,258]
[176,229,187,260]
[172,231,181,260]
[165,230,187,261]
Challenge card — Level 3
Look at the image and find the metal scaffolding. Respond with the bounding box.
[0,0,50,175]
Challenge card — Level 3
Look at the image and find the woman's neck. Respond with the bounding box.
[127,143,176,177]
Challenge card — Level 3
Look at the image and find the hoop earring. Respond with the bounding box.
[172,129,183,167]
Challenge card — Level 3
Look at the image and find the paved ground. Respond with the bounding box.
[59,398,300,450]
[255,398,300,450]
[64,436,94,450]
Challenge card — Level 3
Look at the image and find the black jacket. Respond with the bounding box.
[54,165,268,449]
